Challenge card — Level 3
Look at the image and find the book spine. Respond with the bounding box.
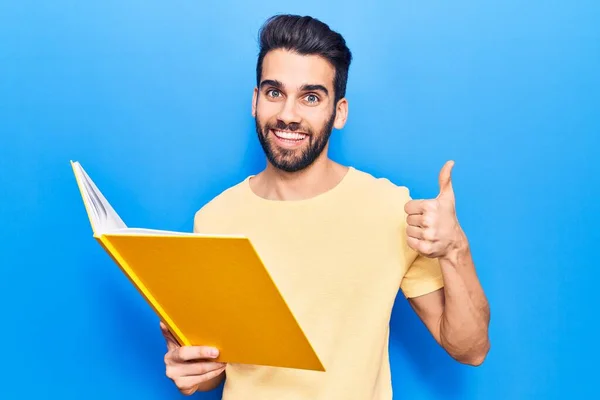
[96,235,189,347]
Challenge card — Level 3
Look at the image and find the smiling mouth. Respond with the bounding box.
[271,129,308,142]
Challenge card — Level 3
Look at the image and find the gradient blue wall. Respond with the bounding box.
[1,1,598,399]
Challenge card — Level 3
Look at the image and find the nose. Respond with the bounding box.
[277,97,301,127]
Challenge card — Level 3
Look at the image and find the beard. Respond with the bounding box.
[255,109,336,173]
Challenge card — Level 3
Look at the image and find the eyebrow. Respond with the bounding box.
[260,80,329,97]
[300,84,329,96]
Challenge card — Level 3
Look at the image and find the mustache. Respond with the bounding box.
[265,120,309,134]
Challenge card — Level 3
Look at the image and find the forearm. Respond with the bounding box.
[444,231,490,322]
[438,230,490,365]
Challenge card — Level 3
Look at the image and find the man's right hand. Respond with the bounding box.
[160,321,227,396]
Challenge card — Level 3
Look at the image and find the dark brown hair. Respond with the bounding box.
[256,14,353,104]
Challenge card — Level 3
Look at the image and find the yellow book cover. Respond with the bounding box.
[70,161,324,372]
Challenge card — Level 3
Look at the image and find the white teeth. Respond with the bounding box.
[273,130,306,140]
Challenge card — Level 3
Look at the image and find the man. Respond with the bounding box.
[160,14,490,399]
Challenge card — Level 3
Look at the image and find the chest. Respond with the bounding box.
[241,207,404,318]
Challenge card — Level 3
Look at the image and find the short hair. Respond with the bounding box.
[256,14,353,104]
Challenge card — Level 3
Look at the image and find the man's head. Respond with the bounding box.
[252,15,352,173]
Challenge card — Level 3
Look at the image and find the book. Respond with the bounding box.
[70,160,324,371]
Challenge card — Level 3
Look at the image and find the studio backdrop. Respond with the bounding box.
[1,1,598,399]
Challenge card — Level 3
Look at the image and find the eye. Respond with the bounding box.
[304,94,319,104]
[267,89,282,98]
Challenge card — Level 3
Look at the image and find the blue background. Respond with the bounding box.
[1,1,598,399]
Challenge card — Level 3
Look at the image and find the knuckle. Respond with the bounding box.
[179,347,195,361]
[165,349,178,364]
[196,347,208,360]
[423,215,433,227]
[176,379,199,396]
[198,347,211,358]
[174,377,185,388]
[424,228,436,241]
[165,366,176,380]
[180,383,193,392]
[181,387,197,396]
[174,378,186,390]
[188,346,203,359]
[425,201,436,212]
[420,242,433,255]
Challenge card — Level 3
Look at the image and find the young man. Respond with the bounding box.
[160,14,490,399]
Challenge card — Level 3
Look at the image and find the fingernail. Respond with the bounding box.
[211,349,219,358]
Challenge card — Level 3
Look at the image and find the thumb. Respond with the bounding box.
[437,160,455,200]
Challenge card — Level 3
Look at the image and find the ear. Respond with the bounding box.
[333,98,348,130]
[252,87,258,117]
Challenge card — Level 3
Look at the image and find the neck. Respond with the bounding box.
[250,155,348,201]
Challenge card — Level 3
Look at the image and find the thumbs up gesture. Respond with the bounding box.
[404,160,465,259]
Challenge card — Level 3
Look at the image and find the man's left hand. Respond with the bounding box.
[404,160,466,260]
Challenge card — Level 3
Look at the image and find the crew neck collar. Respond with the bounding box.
[243,166,355,205]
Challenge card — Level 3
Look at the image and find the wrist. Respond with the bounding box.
[441,228,469,265]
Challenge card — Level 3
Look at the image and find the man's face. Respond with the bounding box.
[253,49,347,173]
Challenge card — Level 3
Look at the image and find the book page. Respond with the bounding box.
[74,162,127,234]
[115,228,195,236]
[72,162,246,239]
[112,227,246,238]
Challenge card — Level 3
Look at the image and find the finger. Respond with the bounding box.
[405,199,438,215]
[404,199,427,215]
[407,236,436,256]
[160,321,175,340]
[407,236,420,251]
[160,322,179,350]
[174,366,227,395]
[173,346,220,362]
[166,341,178,352]
[162,334,178,351]
[406,225,424,240]
[176,361,227,377]
[406,214,425,227]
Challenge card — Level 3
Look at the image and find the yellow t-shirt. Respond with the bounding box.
[193,166,444,400]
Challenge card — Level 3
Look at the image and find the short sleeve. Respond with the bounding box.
[400,254,444,298]
[193,207,210,233]
[193,209,203,233]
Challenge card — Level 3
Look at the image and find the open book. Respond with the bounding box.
[71,161,324,371]
[72,160,201,237]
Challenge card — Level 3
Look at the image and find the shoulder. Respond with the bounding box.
[342,167,414,233]
[348,167,412,207]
